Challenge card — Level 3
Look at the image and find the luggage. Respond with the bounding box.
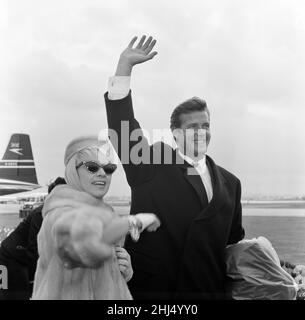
[226,236,298,300]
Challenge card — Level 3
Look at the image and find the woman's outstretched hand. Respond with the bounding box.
[135,213,161,232]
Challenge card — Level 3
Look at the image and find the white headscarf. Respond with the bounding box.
[64,136,116,192]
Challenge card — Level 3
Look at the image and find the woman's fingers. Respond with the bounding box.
[135,213,161,231]
[115,246,133,281]
[116,251,127,258]
[115,247,131,269]
[119,264,127,273]
[118,258,129,267]
[115,247,130,260]
[146,214,161,231]
[115,246,125,252]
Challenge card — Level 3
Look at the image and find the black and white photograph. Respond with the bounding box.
[0,0,305,306]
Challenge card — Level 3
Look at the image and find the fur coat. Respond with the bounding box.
[32,185,132,300]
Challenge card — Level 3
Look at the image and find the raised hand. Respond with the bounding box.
[122,35,157,65]
[115,35,158,76]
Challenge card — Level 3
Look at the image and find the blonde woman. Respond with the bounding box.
[32,135,160,299]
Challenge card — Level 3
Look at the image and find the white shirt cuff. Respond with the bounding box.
[108,76,131,100]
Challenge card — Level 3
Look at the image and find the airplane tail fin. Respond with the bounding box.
[0,134,39,184]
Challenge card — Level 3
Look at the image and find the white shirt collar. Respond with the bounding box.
[177,149,207,173]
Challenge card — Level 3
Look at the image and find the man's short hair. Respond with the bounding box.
[170,97,209,131]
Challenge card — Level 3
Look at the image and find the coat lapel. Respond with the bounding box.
[175,151,228,219]
[194,155,228,220]
[175,151,208,209]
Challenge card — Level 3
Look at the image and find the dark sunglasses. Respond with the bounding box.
[76,161,117,175]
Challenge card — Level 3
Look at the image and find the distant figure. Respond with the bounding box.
[105,35,245,299]
[32,136,160,300]
[0,177,66,300]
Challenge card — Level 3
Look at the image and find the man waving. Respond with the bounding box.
[104,35,244,299]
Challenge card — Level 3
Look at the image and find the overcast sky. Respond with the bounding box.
[1,0,305,197]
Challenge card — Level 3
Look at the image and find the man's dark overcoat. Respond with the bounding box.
[105,91,245,299]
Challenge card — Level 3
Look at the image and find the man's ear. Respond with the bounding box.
[172,128,181,141]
